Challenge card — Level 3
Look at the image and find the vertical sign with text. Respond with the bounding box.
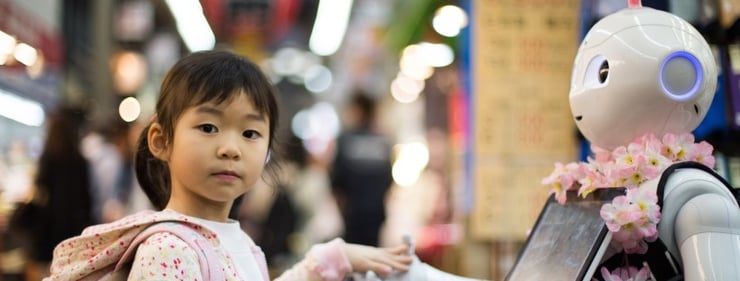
[471,0,581,240]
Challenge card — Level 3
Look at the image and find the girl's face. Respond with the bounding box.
[162,91,270,217]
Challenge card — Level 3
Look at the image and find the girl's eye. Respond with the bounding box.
[198,124,218,134]
[243,130,261,139]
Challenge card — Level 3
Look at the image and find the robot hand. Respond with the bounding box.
[352,235,486,281]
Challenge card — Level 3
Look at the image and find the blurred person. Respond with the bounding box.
[255,180,299,274]
[102,118,136,221]
[1,140,37,280]
[264,137,343,262]
[82,117,153,225]
[331,91,393,247]
[82,118,132,223]
[286,138,343,249]
[1,140,36,204]
[26,107,93,279]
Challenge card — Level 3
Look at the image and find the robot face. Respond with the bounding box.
[569,7,717,150]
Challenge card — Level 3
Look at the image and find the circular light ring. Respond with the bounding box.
[659,51,703,101]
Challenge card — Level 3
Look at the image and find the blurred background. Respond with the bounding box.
[0,0,739,280]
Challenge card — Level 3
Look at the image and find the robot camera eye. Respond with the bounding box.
[582,55,609,87]
[598,61,609,84]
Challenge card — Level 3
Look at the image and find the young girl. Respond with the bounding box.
[46,50,412,280]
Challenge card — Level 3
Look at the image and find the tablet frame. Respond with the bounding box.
[504,188,625,281]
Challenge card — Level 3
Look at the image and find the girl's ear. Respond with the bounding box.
[147,122,170,161]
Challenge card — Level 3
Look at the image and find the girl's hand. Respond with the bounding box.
[343,243,413,276]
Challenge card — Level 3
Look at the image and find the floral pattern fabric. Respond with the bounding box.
[44,210,353,280]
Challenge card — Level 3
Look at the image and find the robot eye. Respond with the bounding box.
[582,55,609,88]
[598,61,609,83]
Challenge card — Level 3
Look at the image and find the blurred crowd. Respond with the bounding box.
[0,107,150,280]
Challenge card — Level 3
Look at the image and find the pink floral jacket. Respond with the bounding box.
[45,210,352,281]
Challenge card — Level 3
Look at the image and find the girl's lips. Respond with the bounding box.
[212,171,241,181]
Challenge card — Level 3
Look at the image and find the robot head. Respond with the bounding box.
[569,7,717,150]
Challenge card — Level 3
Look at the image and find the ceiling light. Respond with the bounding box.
[432,5,468,37]
[164,0,215,52]
[0,88,45,127]
[309,0,354,56]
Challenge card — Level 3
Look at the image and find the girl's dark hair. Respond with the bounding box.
[135,50,280,210]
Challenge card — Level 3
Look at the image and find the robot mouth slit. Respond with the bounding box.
[575,115,583,121]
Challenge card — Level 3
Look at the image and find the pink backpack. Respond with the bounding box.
[44,210,226,281]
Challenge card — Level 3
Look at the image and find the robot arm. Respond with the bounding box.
[354,235,486,281]
[655,163,740,280]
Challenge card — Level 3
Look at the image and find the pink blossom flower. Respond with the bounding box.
[578,163,608,197]
[600,188,660,254]
[627,188,661,225]
[591,145,613,163]
[641,134,663,153]
[606,163,633,188]
[662,133,695,161]
[600,266,651,281]
[600,195,641,233]
[552,189,567,204]
[625,156,656,188]
[642,150,672,175]
[585,156,606,174]
[689,141,715,168]
[613,143,643,167]
[542,162,579,204]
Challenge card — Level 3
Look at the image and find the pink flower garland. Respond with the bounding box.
[541,133,715,277]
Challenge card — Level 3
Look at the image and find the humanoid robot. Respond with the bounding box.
[568,1,740,280]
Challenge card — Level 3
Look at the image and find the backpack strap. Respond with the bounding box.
[656,161,738,207]
[116,222,226,280]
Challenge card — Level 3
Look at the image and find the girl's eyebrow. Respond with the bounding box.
[196,105,266,121]
[244,113,266,122]
[196,106,223,116]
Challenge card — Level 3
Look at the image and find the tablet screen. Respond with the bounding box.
[505,189,624,281]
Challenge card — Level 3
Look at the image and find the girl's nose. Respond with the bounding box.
[217,138,241,160]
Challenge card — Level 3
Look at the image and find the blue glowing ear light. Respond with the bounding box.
[659,51,703,101]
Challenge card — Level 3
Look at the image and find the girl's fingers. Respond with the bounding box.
[383,256,412,271]
[386,244,409,255]
[344,243,414,275]
[366,261,393,276]
[371,251,413,270]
